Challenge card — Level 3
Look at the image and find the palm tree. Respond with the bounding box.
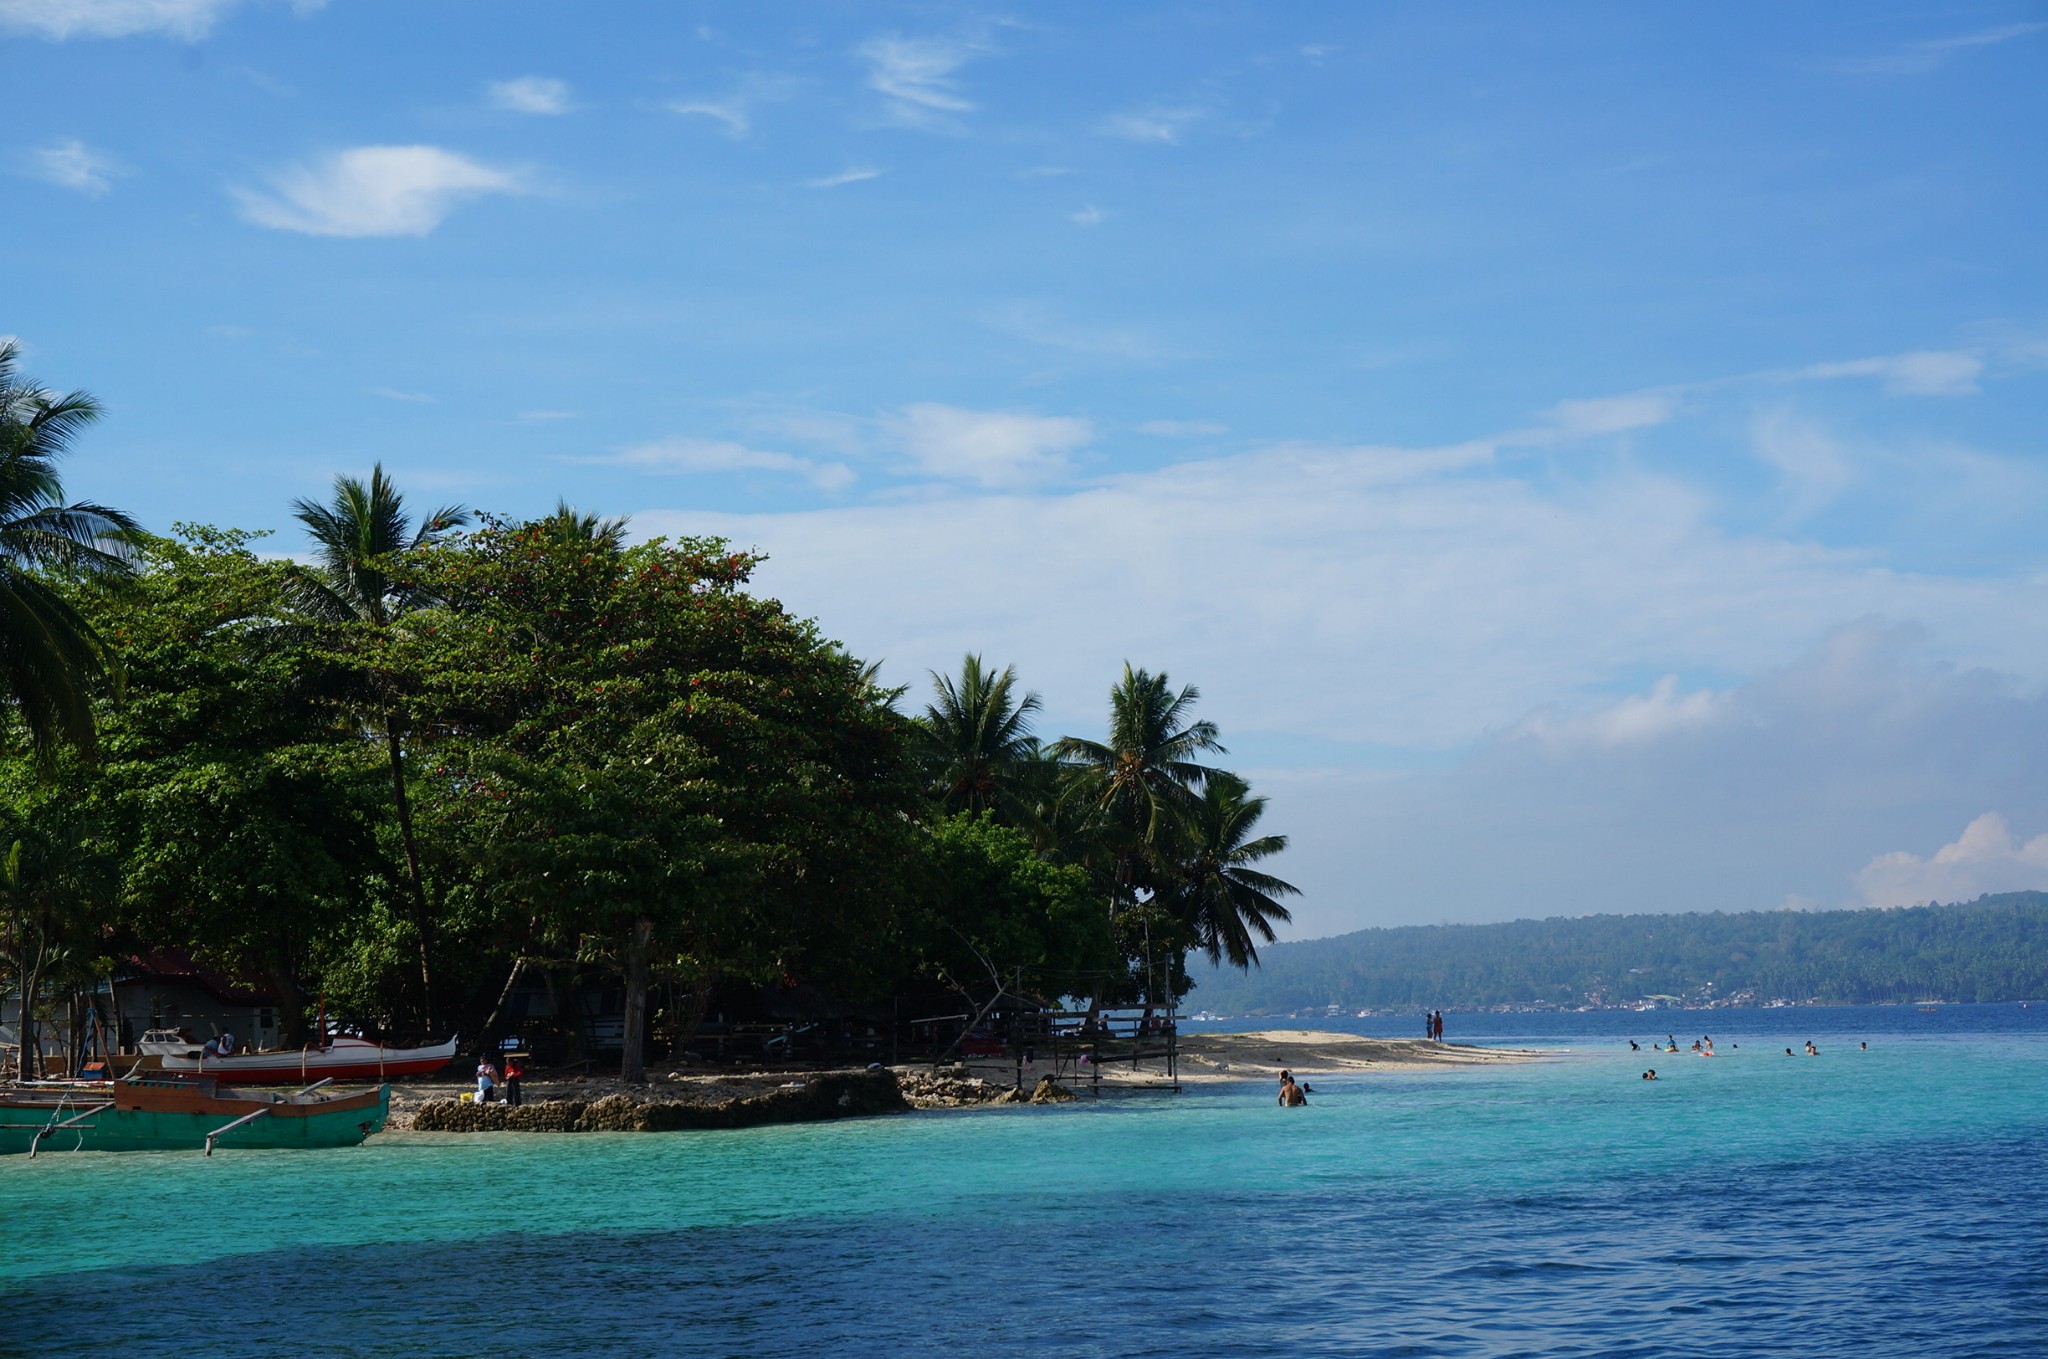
[1052,663,1225,908]
[918,654,1043,822]
[1164,773,1297,969]
[0,340,139,762]
[535,499,629,551]
[291,465,468,1029]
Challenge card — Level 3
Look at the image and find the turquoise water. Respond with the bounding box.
[6,1009,2046,1357]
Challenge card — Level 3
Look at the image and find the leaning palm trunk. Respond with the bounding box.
[385,719,437,1031]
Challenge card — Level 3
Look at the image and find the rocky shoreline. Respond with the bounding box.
[395,1067,1079,1134]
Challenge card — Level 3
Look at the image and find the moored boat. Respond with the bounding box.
[0,1072,389,1155]
[139,1030,458,1082]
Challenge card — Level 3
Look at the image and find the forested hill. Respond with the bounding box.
[1191,893,2048,1012]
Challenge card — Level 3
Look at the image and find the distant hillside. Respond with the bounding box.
[1191,892,2048,1012]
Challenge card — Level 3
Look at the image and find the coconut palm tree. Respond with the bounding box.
[918,654,1043,822]
[1163,773,1297,969]
[1052,663,1225,907]
[0,340,139,762]
[291,465,468,1029]
[535,499,629,551]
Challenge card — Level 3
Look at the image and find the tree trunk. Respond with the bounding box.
[478,955,527,1049]
[19,928,46,1081]
[620,917,653,1083]
[384,717,436,1032]
[12,915,30,1080]
[265,962,310,1049]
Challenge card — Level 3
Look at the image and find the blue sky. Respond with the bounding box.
[7,1,2048,935]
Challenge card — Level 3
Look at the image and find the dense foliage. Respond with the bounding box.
[1191,893,2048,1012]
[0,373,1300,1076]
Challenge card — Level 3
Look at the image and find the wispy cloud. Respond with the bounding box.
[1069,204,1104,226]
[1795,350,1982,396]
[516,410,576,422]
[369,386,433,404]
[0,0,248,39]
[1139,419,1227,437]
[23,137,120,195]
[807,166,883,189]
[885,404,1093,488]
[668,99,750,138]
[1097,106,1205,144]
[1751,410,1855,522]
[233,145,523,238]
[601,436,855,492]
[1503,390,1679,445]
[1842,21,2048,75]
[857,33,984,128]
[488,76,573,115]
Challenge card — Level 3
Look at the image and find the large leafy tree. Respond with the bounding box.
[395,517,921,1080]
[1163,773,1297,970]
[917,654,1043,822]
[291,465,468,1029]
[0,340,139,763]
[65,529,383,1046]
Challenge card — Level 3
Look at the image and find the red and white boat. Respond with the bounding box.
[139,1030,458,1082]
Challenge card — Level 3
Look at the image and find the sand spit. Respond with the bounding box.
[1176,1030,1541,1079]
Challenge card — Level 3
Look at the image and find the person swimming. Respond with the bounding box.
[1629,1040,1640,1051]
[1642,1069,1658,1080]
[1805,1041,1819,1056]
[1277,1073,1308,1106]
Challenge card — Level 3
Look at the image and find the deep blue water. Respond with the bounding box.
[4,1003,2044,1358]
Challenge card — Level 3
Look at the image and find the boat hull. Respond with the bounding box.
[0,1083,388,1155]
[157,1036,457,1083]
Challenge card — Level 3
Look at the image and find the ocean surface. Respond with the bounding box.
[5,1004,2045,1358]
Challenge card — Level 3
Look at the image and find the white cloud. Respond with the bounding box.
[1510,675,1729,749]
[24,137,120,194]
[1097,106,1205,144]
[1069,204,1104,226]
[1528,391,1679,440]
[1843,22,2048,75]
[233,145,523,238]
[369,387,433,404]
[858,34,981,126]
[0,0,243,39]
[668,99,750,138]
[1797,350,1983,396]
[807,166,882,189]
[1751,410,1854,520]
[603,437,854,493]
[489,76,572,115]
[885,404,1094,488]
[1855,813,2048,906]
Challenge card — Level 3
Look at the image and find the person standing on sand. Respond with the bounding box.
[476,1056,499,1104]
[503,1056,525,1107]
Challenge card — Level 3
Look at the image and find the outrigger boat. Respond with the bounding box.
[0,1072,388,1156]
[139,1029,458,1082]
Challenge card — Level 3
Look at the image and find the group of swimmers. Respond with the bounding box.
[1276,1070,1312,1106]
[1635,1035,1869,1077]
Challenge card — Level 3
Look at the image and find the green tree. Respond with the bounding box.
[1053,663,1224,910]
[65,528,384,1046]
[917,654,1043,822]
[396,517,920,1080]
[291,465,468,1029]
[0,340,139,762]
[1164,773,1297,969]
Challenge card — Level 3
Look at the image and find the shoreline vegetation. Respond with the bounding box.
[0,369,1307,1086]
[1197,892,2048,1015]
[388,1032,1537,1133]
